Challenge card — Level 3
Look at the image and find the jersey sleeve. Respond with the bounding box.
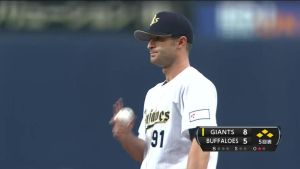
[181,80,218,134]
[138,112,146,141]
[138,89,152,141]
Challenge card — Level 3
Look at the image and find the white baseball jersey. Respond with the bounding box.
[138,66,218,169]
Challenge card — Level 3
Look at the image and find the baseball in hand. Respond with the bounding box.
[114,107,135,124]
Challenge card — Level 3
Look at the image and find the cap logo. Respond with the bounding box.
[150,14,159,26]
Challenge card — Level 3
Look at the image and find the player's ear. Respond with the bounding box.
[176,36,188,49]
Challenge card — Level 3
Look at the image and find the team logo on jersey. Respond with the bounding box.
[145,109,170,130]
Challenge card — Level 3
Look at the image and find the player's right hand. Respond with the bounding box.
[110,98,135,141]
[109,97,124,124]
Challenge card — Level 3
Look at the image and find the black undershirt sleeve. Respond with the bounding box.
[189,127,199,141]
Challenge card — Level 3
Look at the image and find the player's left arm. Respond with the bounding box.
[187,137,210,169]
[183,79,217,169]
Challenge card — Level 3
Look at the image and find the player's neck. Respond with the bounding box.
[162,57,190,82]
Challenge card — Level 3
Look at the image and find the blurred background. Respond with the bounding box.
[0,1,299,169]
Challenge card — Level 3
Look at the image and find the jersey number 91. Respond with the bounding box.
[151,130,165,148]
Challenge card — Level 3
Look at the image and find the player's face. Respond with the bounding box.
[147,36,177,68]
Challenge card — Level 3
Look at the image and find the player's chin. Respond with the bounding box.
[151,59,171,68]
[150,56,161,65]
[150,60,164,67]
[150,57,158,64]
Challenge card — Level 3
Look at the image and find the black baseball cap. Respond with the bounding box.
[134,11,193,44]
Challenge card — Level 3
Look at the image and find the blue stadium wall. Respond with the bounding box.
[0,32,299,169]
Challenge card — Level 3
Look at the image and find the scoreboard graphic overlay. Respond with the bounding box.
[196,126,281,151]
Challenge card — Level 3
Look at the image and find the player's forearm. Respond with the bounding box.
[187,139,210,169]
[119,132,145,162]
[188,151,210,169]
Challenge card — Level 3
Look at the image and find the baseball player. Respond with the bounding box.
[111,11,218,169]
